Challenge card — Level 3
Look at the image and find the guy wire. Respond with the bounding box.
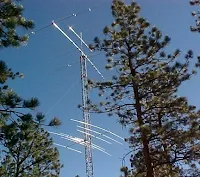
[29,5,101,35]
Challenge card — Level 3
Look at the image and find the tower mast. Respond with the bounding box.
[52,22,97,177]
[80,32,94,177]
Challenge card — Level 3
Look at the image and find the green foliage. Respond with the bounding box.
[0,0,34,47]
[0,117,62,177]
[0,65,63,176]
[120,166,133,177]
[89,1,200,176]
[48,117,61,126]
[0,61,19,83]
[0,1,62,176]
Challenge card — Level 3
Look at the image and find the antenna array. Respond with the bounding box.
[51,22,123,177]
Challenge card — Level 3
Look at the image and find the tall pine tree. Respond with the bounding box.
[0,1,62,176]
[89,1,200,176]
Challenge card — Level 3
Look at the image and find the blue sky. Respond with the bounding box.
[1,0,200,177]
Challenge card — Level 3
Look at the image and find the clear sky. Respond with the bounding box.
[1,0,200,177]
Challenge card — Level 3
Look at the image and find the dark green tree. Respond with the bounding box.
[89,1,200,176]
[0,0,62,176]
[0,112,62,177]
[0,81,62,176]
[0,0,34,47]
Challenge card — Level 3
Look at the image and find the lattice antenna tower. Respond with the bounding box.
[52,21,104,177]
[80,32,93,177]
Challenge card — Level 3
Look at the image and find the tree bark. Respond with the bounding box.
[127,47,154,177]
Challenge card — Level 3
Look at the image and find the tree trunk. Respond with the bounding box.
[133,84,154,177]
[127,50,154,177]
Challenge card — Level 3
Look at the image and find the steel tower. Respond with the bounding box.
[52,22,103,177]
[80,54,93,177]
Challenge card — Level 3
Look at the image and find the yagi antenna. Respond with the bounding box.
[61,135,111,156]
[48,131,71,138]
[77,126,123,145]
[54,143,82,154]
[61,136,104,151]
[77,129,112,144]
[71,119,124,140]
[49,131,82,154]
[69,26,93,52]
[58,133,105,151]
[49,131,111,156]
[52,20,109,177]
[52,21,104,80]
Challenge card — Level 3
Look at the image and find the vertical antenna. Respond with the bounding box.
[80,32,94,177]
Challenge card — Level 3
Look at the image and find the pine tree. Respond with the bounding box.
[0,79,62,176]
[89,1,200,176]
[0,0,34,47]
[0,1,62,176]
[0,112,62,177]
[190,0,200,32]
